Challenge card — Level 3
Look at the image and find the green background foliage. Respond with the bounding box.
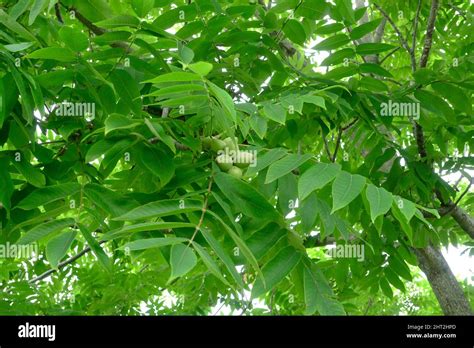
[0,0,473,315]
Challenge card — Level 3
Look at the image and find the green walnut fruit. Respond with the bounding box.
[228,166,243,179]
[223,137,238,152]
[216,154,233,171]
[234,151,254,168]
[210,138,226,152]
[202,136,213,149]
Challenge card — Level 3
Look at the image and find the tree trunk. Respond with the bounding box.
[413,244,473,315]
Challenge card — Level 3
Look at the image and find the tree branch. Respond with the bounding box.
[419,0,440,68]
[412,0,423,64]
[412,244,473,315]
[331,128,343,162]
[373,3,417,72]
[59,2,131,52]
[29,241,106,284]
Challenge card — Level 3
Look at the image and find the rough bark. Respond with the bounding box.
[413,245,473,315]
[449,205,474,239]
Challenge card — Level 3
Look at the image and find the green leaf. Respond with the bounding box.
[4,42,34,52]
[114,198,203,221]
[192,242,231,286]
[414,89,453,120]
[104,114,140,135]
[336,0,355,24]
[321,48,355,66]
[207,210,264,284]
[9,0,31,20]
[388,255,412,281]
[251,246,302,298]
[17,218,75,245]
[365,184,393,223]
[315,23,345,35]
[301,94,326,109]
[95,15,140,28]
[350,18,382,40]
[85,138,115,163]
[249,114,267,139]
[144,72,202,84]
[58,27,89,52]
[325,65,358,79]
[78,223,112,272]
[294,0,327,20]
[359,63,393,77]
[392,196,417,222]
[26,47,76,62]
[265,153,312,184]
[144,84,206,98]
[135,144,175,186]
[355,43,395,55]
[0,158,14,213]
[331,171,366,213]
[214,172,281,221]
[28,0,48,25]
[313,34,350,51]
[200,228,245,288]
[188,62,213,76]
[431,82,471,114]
[178,43,194,64]
[379,277,393,299]
[83,183,139,218]
[391,202,414,242]
[0,73,18,128]
[208,82,237,123]
[170,244,197,279]
[241,147,287,176]
[110,70,142,116]
[262,103,286,124]
[359,76,388,92]
[283,19,306,45]
[0,9,38,43]
[132,0,155,17]
[303,263,345,315]
[46,230,76,269]
[16,183,81,210]
[120,237,188,251]
[102,222,195,241]
[298,162,341,201]
[12,156,46,187]
[384,268,406,292]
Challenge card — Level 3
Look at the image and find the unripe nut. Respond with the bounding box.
[228,166,243,179]
[234,152,254,168]
[223,137,238,152]
[210,139,226,152]
[202,136,213,149]
[216,154,233,171]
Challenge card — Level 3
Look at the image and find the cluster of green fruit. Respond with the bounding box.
[202,136,254,179]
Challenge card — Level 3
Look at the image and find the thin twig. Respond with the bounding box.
[373,3,416,72]
[342,118,359,132]
[323,136,332,161]
[331,128,343,162]
[380,46,400,65]
[29,241,107,284]
[412,0,423,67]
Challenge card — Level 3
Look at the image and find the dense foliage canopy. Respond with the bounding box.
[0,0,473,315]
